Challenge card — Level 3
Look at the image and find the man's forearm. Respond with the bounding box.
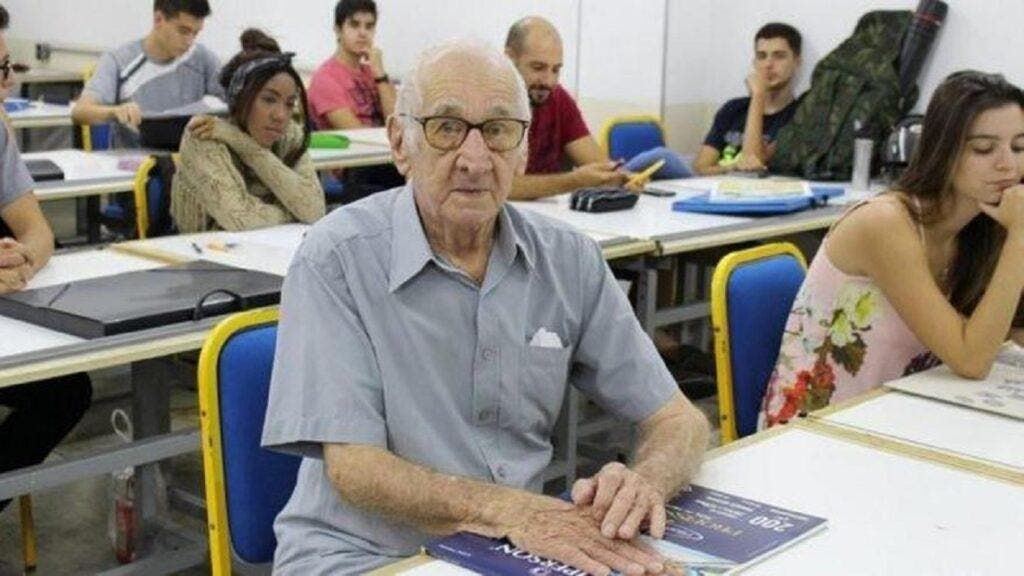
[71,102,115,125]
[324,443,561,537]
[630,395,709,498]
[510,172,581,200]
[740,93,767,162]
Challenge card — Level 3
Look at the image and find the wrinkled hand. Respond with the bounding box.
[186,115,220,141]
[113,102,143,128]
[572,462,668,540]
[745,69,769,97]
[506,496,678,576]
[734,152,766,172]
[575,161,629,188]
[979,183,1024,230]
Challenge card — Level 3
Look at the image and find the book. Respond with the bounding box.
[885,347,1024,421]
[425,485,827,575]
[708,179,811,204]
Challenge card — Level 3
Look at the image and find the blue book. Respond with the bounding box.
[425,485,826,575]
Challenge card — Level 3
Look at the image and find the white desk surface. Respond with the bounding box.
[513,177,855,256]
[317,127,390,147]
[0,249,165,359]
[113,224,310,277]
[309,141,393,171]
[692,426,1024,575]
[25,149,142,200]
[6,100,73,129]
[16,66,83,85]
[387,425,1024,575]
[817,389,1024,473]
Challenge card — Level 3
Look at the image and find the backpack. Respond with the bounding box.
[770,11,916,181]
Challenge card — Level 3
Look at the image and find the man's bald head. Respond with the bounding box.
[505,16,562,57]
[504,16,564,106]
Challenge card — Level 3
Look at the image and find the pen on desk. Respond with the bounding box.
[627,158,666,189]
[190,242,203,254]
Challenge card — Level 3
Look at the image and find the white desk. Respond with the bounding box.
[24,149,141,201]
[380,423,1024,575]
[6,100,73,129]
[16,66,83,86]
[813,388,1024,479]
[309,141,393,171]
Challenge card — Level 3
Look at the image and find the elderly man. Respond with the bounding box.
[262,39,708,575]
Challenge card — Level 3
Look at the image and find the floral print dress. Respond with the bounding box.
[759,224,939,428]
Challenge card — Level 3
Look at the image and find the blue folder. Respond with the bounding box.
[672,186,845,215]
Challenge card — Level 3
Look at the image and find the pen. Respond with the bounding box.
[190,242,203,254]
[627,159,666,188]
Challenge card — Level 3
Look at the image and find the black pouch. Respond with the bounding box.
[569,187,639,213]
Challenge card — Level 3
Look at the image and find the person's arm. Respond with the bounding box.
[368,48,396,119]
[209,121,325,223]
[510,136,627,200]
[71,93,142,127]
[323,107,366,130]
[692,145,727,176]
[570,392,708,540]
[324,443,671,576]
[736,71,768,171]
[0,194,54,292]
[840,192,1024,378]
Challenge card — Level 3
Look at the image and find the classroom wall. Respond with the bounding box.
[663,0,1024,154]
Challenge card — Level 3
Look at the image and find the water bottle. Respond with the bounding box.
[112,469,137,564]
[851,120,873,191]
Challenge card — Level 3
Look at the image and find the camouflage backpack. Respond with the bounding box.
[770,11,916,180]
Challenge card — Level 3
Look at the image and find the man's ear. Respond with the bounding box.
[387,115,411,176]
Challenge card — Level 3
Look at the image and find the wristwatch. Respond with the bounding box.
[374,74,390,84]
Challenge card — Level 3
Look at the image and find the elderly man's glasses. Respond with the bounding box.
[402,114,529,153]
[0,58,11,82]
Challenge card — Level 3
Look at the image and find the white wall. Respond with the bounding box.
[3,0,581,90]
[663,0,1024,152]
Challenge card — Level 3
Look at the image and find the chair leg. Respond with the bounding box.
[19,495,38,571]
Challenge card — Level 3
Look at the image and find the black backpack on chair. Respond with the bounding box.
[770,11,916,181]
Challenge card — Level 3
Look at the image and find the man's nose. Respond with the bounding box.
[455,128,492,173]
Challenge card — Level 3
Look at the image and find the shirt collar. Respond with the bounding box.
[388,186,534,293]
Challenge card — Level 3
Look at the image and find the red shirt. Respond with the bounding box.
[526,84,591,174]
[307,57,383,130]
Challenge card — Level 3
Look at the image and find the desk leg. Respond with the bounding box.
[85,196,102,244]
[130,359,172,524]
[635,266,659,338]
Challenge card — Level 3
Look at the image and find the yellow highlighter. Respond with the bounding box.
[626,159,666,189]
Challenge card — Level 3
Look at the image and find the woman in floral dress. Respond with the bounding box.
[761,71,1024,427]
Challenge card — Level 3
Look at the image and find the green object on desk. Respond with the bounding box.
[310,132,351,149]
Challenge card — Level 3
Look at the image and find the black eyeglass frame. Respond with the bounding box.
[400,114,530,153]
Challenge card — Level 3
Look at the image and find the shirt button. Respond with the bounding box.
[477,408,494,423]
[481,348,496,361]
[496,465,508,479]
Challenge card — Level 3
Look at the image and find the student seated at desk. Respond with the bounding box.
[0,3,91,514]
[171,30,325,233]
[693,23,802,176]
[307,0,403,203]
[761,71,1024,427]
[70,0,222,148]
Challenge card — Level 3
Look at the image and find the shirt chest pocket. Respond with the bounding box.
[517,345,572,434]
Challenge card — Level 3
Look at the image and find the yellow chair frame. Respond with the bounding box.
[132,154,180,239]
[79,64,97,151]
[597,114,667,157]
[197,306,281,576]
[710,242,807,445]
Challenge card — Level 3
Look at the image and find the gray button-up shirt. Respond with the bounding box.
[262,185,678,574]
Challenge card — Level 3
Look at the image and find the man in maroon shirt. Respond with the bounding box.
[505,17,630,200]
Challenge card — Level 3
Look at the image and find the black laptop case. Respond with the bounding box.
[25,159,65,182]
[0,260,282,338]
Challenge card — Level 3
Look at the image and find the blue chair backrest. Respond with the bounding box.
[726,255,805,437]
[91,124,113,151]
[607,122,665,162]
[218,324,300,564]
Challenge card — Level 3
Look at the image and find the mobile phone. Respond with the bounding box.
[642,188,676,197]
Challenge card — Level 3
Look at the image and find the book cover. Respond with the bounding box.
[708,179,811,204]
[425,485,827,575]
